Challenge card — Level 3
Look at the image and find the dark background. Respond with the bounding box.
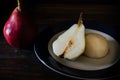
[0,0,120,31]
[0,0,120,80]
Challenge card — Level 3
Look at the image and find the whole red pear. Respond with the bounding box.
[3,1,38,48]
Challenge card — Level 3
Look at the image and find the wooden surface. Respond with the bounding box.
[0,0,120,80]
[0,36,74,80]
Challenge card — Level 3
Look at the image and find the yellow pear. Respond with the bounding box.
[85,33,109,58]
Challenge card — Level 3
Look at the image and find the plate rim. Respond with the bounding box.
[34,41,120,79]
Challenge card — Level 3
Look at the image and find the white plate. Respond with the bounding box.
[48,29,120,70]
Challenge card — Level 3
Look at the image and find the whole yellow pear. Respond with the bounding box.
[85,33,109,58]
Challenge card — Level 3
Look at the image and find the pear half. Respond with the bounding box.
[52,23,85,60]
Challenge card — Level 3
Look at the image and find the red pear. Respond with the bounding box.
[3,0,38,48]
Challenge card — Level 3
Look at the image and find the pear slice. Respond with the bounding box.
[64,24,85,60]
[52,24,78,56]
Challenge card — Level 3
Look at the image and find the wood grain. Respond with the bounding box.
[25,4,120,27]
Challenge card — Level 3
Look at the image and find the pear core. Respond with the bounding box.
[85,33,109,58]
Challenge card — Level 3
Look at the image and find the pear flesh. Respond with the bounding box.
[52,24,85,60]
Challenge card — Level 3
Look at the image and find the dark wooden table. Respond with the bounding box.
[0,0,120,80]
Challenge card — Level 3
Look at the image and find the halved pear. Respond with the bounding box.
[52,23,85,60]
[52,13,85,60]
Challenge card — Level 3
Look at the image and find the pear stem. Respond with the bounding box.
[17,0,20,9]
[78,12,83,27]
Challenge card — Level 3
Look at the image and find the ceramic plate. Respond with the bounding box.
[34,20,120,79]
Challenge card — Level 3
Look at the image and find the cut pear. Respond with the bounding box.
[52,12,85,60]
[64,24,85,60]
[52,23,85,60]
